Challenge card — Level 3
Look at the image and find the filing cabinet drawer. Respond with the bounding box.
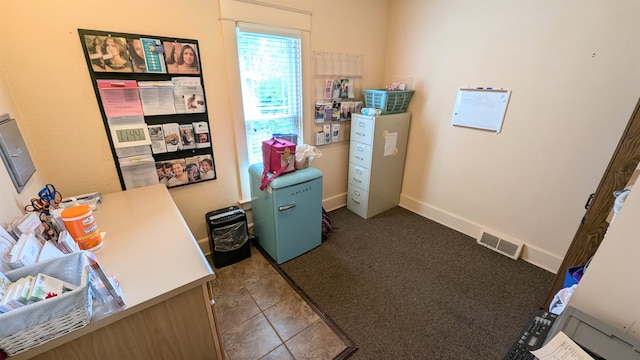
[347,184,368,218]
[350,117,374,145]
[348,163,370,191]
[348,141,372,168]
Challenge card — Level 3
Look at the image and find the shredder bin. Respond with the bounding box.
[206,206,251,268]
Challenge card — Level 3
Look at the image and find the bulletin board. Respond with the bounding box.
[451,88,511,133]
[78,29,216,191]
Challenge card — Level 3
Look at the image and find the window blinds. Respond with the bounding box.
[236,23,303,165]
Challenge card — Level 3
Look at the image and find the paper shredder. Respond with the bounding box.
[205,206,251,268]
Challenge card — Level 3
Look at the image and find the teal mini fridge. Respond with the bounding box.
[249,164,323,264]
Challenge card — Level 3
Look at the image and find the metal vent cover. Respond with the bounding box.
[478,231,523,259]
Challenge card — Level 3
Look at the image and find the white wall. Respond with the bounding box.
[3,0,637,273]
[569,184,640,340]
[0,0,391,242]
[0,1,241,241]
[385,0,640,271]
[0,72,47,226]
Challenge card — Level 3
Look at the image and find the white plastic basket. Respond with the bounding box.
[0,252,91,356]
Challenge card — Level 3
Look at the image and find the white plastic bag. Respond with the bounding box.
[295,144,322,169]
[549,284,577,315]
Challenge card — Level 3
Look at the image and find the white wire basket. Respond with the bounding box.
[0,251,92,356]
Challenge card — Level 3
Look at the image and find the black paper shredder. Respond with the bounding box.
[206,206,251,268]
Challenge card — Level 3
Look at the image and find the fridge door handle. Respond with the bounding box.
[278,204,297,211]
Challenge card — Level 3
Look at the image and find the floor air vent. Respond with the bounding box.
[477,232,523,259]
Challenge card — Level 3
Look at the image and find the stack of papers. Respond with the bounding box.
[531,332,595,360]
[55,231,80,255]
[9,233,42,269]
[0,227,17,273]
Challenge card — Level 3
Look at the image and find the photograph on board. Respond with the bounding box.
[163,41,200,74]
[156,161,172,187]
[103,36,133,72]
[184,156,202,183]
[84,35,133,73]
[165,158,188,187]
[84,35,108,71]
[127,38,147,73]
[198,154,215,180]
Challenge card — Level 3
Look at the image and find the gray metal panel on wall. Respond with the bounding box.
[0,114,36,193]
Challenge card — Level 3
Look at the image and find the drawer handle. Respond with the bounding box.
[354,191,361,196]
[355,156,363,161]
[359,122,365,127]
[351,198,361,204]
[352,177,361,183]
[278,204,296,211]
[355,132,364,137]
[356,169,363,175]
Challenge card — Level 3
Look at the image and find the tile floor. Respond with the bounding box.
[209,245,351,360]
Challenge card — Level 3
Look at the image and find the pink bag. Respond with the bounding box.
[260,138,296,190]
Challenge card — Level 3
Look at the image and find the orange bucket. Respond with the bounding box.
[61,205,103,250]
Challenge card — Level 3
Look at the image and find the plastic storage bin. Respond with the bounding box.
[0,252,91,356]
[363,89,414,114]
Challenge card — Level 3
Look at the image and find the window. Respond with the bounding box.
[236,24,303,166]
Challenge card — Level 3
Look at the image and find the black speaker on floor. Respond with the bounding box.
[206,206,251,268]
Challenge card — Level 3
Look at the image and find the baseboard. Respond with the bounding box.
[399,194,562,274]
[227,192,562,272]
[198,237,210,256]
[322,192,347,212]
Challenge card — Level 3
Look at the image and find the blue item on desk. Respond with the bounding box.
[249,164,323,264]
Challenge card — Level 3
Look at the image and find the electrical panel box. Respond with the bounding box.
[0,114,36,193]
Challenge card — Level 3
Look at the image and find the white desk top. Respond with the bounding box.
[10,184,215,359]
[91,184,215,309]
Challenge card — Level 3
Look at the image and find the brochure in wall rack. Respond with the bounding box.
[79,29,215,191]
[97,80,143,118]
[140,38,167,73]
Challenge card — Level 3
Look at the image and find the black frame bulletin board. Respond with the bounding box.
[78,28,216,190]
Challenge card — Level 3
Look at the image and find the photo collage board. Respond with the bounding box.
[78,29,216,190]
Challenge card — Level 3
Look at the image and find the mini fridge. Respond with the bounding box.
[249,164,323,264]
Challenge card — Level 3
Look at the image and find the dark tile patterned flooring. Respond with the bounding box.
[209,246,349,360]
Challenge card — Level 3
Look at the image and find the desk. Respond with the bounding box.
[10,184,224,359]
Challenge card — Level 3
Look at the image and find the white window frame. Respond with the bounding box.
[220,3,311,202]
[236,23,303,167]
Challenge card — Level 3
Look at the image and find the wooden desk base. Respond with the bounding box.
[30,283,223,360]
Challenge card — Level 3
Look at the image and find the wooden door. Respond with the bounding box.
[543,98,640,309]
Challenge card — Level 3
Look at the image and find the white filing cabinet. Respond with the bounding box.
[347,112,411,219]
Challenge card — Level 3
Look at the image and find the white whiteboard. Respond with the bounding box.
[451,88,511,133]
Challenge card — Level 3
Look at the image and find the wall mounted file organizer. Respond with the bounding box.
[78,29,216,190]
[0,114,36,193]
[312,51,365,145]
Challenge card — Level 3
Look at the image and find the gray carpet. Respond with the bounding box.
[278,206,554,359]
